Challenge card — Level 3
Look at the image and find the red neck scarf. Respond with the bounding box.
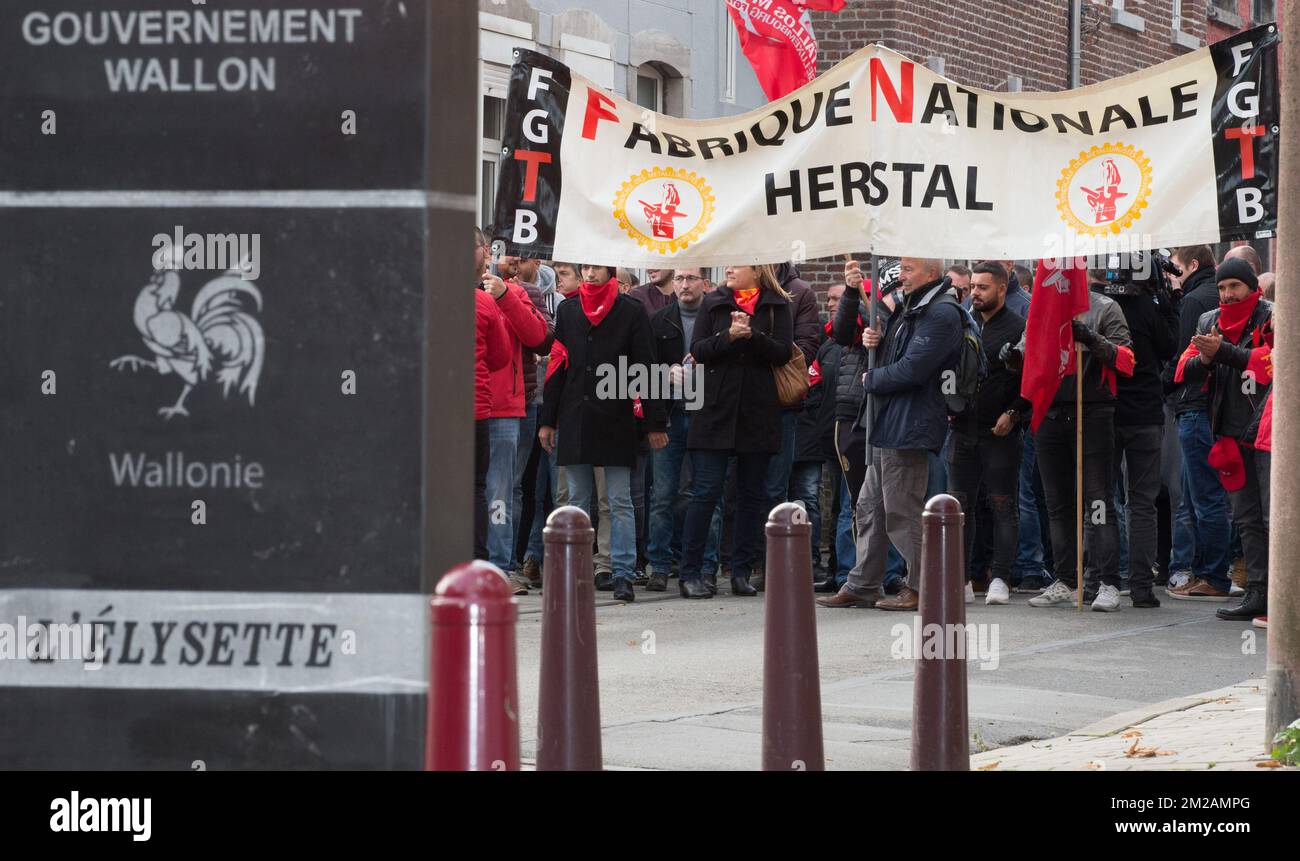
[1218,290,1260,343]
[733,287,760,315]
[579,277,619,327]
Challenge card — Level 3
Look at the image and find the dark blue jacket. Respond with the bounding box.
[857,278,963,452]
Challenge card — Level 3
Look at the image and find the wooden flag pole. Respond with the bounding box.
[1076,342,1084,612]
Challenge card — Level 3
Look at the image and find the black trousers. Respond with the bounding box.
[1036,404,1120,589]
[1228,445,1271,590]
[946,427,1021,584]
[1114,423,1163,592]
[474,419,490,561]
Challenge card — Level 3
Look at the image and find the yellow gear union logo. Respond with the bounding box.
[1055,142,1152,236]
[613,166,715,254]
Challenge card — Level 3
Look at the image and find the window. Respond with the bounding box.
[635,66,663,113]
[480,95,506,228]
[1253,0,1276,23]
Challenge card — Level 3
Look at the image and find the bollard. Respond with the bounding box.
[536,505,603,770]
[762,502,825,771]
[426,561,520,771]
[911,494,970,771]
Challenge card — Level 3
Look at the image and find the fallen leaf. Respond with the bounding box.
[977,761,1000,771]
[627,640,637,647]
[1124,738,1176,758]
[1121,731,1143,739]
[1257,760,1283,769]
[1082,762,1102,769]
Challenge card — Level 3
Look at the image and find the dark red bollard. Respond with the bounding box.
[426,560,520,771]
[763,502,825,771]
[536,505,602,770]
[911,494,969,771]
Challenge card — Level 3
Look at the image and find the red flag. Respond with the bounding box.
[726,0,846,101]
[1021,260,1091,432]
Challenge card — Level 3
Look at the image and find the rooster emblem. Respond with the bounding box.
[110,268,265,419]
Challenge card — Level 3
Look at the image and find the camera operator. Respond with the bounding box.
[1102,254,1179,608]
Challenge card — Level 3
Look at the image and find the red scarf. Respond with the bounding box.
[580,277,619,327]
[1218,290,1261,343]
[733,287,760,315]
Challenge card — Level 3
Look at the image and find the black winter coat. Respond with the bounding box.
[650,302,689,367]
[540,294,667,467]
[795,333,841,463]
[687,287,794,453]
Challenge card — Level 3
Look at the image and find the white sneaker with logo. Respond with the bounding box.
[1028,580,1075,607]
[1091,583,1121,612]
[965,582,975,604]
[985,578,1010,605]
[1229,583,1245,597]
[1167,571,1191,591]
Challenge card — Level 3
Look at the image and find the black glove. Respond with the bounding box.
[1071,319,1098,346]
[998,341,1022,370]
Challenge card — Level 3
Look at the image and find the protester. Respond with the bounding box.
[1110,256,1179,608]
[481,254,551,582]
[1259,272,1275,301]
[1175,259,1272,622]
[474,229,513,562]
[629,268,675,316]
[646,268,722,592]
[539,264,668,602]
[677,264,795,598]
[818,257,963,611]
[791,290,837,574]
[1164,245,1232,599]
[946,262,1027,606]
[946,264,971,303]
[1224,244,1261,273]
[1007,267,1134,612]
[617,267,640,294]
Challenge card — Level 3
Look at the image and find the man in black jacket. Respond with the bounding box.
[1163,245,1233,599]
[1175,259,1272,622]
[1108,262,1179,608]
[946,262,1028,607]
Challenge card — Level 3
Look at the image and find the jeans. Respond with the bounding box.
[567,464,635,581]
[474,420,490,561]
[1114,424,1163,593]
[525,443,555,564]
[834,472,856,584]
[1013,428,1049,580]
[681,450,771,581]
[766,411,798,505]
[511,402,539,565]
[946,427,1021,584]
[486,417,521,571]
[1160,401,1188,575]
[1036,405,1120,590]
[1175,410,1232,591]
[789,460,823,562]
[648,407,720,575]
[1227,446,1270,591]
[847,448,929,594]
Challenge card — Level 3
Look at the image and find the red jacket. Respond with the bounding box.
[476,290,511,420]
[489,280,549,418]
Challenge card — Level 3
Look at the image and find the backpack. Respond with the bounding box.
[936,295,988,415]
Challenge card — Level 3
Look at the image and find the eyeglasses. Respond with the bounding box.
[672,275,703,283]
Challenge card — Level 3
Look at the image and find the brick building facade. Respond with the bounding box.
[793,0,1279,296]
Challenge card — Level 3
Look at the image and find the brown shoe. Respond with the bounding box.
[876,586,919,611]
[816,587,879,608]
[1168,578,1230,602]
[507,572,531,596]
[1230,558,1247,590]
[522,557,542,588]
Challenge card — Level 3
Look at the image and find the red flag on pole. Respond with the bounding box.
[1020,259,1091,432]
[726,0,846,101]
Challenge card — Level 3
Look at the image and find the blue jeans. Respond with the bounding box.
[648,407,721,574]
[512,401,539,566]
[789,460,823,562]
[682,450,771,581]
[1176,410,1231,591]
[486,417,521,571]
[567,464,635,581]
[765,411,798,504]
[524,442,554,564]
[835,473,855,585]
[1013,427,1049,581]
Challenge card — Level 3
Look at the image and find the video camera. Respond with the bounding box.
[1088,250,1183,308]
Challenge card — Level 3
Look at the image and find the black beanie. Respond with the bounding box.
[1216,258,1258,292]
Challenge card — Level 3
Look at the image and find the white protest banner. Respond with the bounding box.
[492,24,1278,266]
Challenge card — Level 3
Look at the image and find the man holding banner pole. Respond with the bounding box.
[1005,260,1135,612]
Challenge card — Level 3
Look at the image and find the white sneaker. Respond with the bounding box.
[965,582,975,604]
[1028,580,1075,607]
[1230,583,1245,597]
[1091,583,1121,612]
[985,578,1010,605]
[1167,571,1191,591]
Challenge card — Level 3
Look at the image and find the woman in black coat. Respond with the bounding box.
[678,263,794,598]
[539,264,667,601]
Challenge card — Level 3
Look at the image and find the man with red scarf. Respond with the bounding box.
[1174,258,1273,622]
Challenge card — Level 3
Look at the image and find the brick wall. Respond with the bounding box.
[793,0,1265,301]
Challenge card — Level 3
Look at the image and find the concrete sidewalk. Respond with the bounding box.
[971,679,1292,771]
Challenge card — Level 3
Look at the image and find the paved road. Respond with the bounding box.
[513,585,1267,770]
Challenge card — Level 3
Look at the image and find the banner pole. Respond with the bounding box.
[866,254,880,469]
[1076,342,1084,612]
